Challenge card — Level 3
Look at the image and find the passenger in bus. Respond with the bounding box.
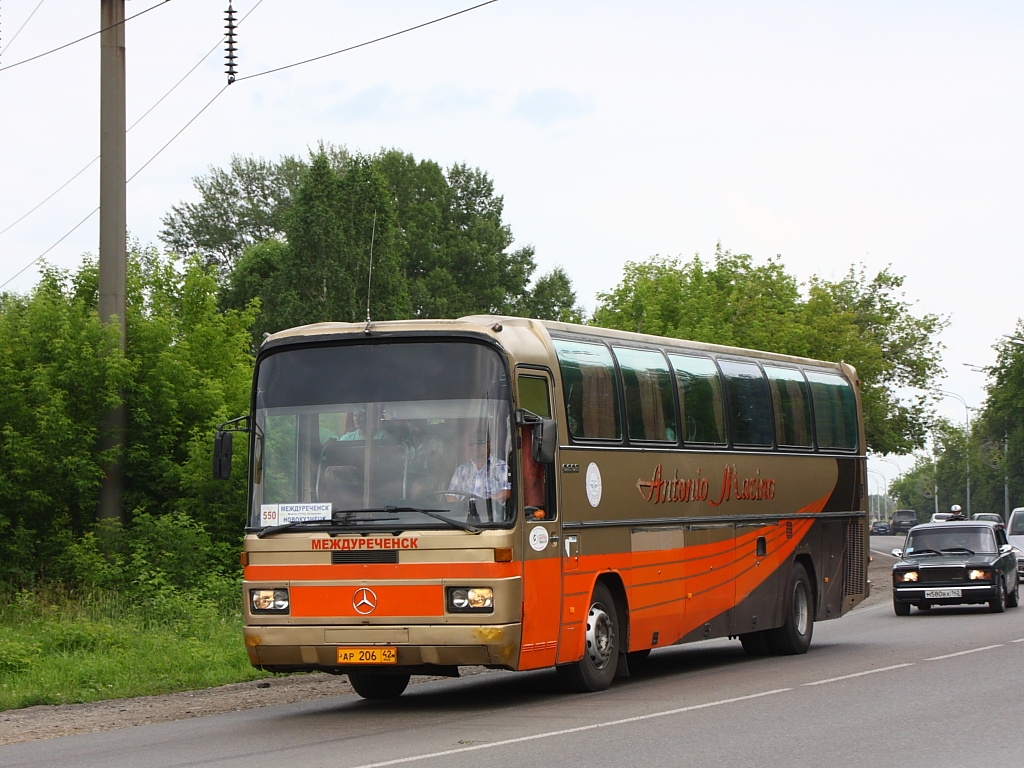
[447,436,511,502]
[340,409,387,441]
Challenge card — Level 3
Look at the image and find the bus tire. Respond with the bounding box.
[739,630,773,656]
[348,672,411,699]
[556,581,619,692]
[767,563,814,655]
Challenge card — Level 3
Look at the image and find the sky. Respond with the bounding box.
[1,0,1021,483]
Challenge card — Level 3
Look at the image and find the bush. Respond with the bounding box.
[0,637,39,675]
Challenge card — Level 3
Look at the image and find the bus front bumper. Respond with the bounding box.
[244,623,522,671]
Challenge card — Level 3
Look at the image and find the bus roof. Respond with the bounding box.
[260,314,856,378]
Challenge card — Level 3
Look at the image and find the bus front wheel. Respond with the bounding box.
[557,581,619,692]
[767,563,814,655]
[348,672,411,699]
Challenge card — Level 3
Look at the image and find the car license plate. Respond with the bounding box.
[924,588,962,599]
[336,647,397,664]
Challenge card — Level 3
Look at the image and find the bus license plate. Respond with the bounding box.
[337,647,397,664]
[924,588,962,599]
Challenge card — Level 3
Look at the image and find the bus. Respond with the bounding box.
[214,315,869,698]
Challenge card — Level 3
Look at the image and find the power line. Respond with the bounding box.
[128,84,229,183]
[2,0,48,57]
[0,207,98,290]
[0,0,171,74]
[0,0,497,292]
[235,0,500,82]
[0,1,267,291]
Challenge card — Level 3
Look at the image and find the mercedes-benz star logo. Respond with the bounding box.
[352,587,378,615]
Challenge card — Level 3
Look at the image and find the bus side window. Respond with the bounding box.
[552,340,621,441]
[613,346,677,443]
[668,354,726,445]
[719,360,773,447]
[764,366,813,448]
[806,371,858,450]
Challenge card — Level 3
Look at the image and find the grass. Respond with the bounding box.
[0,585,270,712]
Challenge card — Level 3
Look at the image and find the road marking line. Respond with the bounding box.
[803,663,914,686]
[925,644,1003,661]
[348,688,793,768]
[1012,638,1024,644]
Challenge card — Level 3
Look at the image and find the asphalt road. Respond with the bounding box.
[4,547,1022,768]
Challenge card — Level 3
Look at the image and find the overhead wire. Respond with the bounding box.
[0,1,265,291]
[2,0,48,56]
[235,0,499,82]
[1,0,501,292]
[0,0,171,74]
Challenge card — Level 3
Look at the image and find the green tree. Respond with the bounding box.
[165,145,573,323]
[160,153,311,275]
[593,249,946,455]
[515,266,585,323]
[0,250,256,584]
[799,266,946,456]
[967,325,1024,514]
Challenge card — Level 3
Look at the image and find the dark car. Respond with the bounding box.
[890,509,918,534]
[870,519,891,535]
[891,520,1019,615]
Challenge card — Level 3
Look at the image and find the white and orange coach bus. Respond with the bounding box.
[214,315,869,699]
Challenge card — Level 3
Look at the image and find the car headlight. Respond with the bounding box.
[250,588,289,613]
[447,587,494,613]
[894,570,918,583]
[968,569,992,581]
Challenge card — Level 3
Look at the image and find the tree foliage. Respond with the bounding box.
[164,145,576,331]
[593,248,947,455]
[0,251,255,585]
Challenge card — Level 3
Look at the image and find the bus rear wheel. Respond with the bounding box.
[767,563,814,654]
[348,672,411,699]
[557,581,619,692]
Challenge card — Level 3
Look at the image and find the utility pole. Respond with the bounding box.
[98,0,126,523]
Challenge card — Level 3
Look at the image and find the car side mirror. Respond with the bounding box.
[213,430,233,480]
[891,548,903,558]
[532,418,557,464]
[1000,543,1013,554]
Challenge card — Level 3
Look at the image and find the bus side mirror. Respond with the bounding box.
[213,430,233,480]
[532,418,557,465]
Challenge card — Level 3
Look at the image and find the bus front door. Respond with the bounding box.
[516,371,562,670]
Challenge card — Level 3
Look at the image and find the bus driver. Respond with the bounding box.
[447,435,511,503]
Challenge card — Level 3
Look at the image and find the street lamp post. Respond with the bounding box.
[937,389,971,516]
[866,469,887,519]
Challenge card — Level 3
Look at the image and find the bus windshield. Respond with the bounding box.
[250,340,513,531]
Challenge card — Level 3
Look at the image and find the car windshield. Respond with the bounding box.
[904,527,997,556]
[249,340,513,531]
[1009,514,1024,536]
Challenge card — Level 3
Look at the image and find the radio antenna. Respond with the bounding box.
[364,208,377,333]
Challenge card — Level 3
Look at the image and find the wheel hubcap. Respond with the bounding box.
[585,601,614,669]
[793,583,810,635]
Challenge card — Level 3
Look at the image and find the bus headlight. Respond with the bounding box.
[250,588,289,613]
[447,587,494,613]
[968,569,992,581]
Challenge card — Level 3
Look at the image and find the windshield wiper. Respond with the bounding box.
[908,548,941,556]
[941,546,976,555]
[383,505,482,534]
[256,519,333,538]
